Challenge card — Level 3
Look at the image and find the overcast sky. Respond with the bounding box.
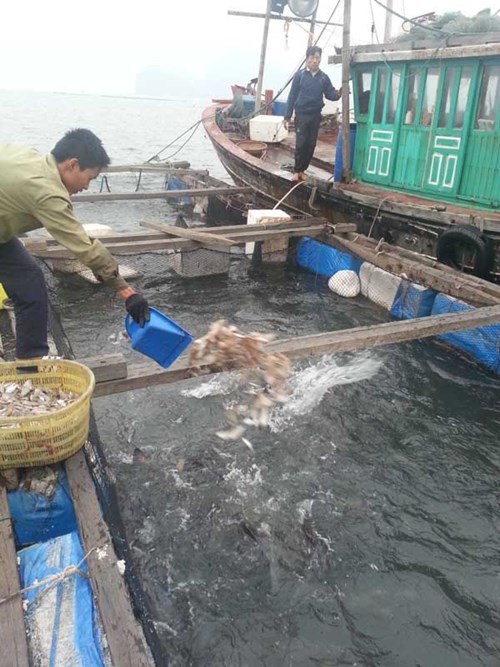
[1,1,496,96]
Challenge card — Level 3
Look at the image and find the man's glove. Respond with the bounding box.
[125,293,150,328]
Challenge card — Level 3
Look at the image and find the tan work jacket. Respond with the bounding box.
[0,143,127,291]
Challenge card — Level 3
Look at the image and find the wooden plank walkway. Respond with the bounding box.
[89,304,500,397]
[65,450,151,667]
[26,220,329,258]
[0,489,30,667]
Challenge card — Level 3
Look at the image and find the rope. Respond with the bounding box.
[273,180,306,209]
[367,196,393,238]
[0,544,100,608]
[145,119,204,163]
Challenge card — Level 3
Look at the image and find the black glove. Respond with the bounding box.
[125,293,150,328]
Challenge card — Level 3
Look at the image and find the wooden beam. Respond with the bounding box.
[324,233,500,307]
[65,450,150,667]
[29,225,326,259]
[141,222,235,247]
[335,186,500,230]
[0,488,30,667]
[83,354,128,383]
[328,41,500,64]
[91,304,500,397]
[347,233,500,302]
[103,165,209,176]
[71,186,252,203]
[25,218,332,251]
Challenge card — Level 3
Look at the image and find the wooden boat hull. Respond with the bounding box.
[202,105,500,276]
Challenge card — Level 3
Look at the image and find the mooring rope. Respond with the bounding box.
[0,543,104,608]
[273,180,306,210]
[146,119,204,163]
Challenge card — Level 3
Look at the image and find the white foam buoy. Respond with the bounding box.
[359,263,401,311]
[328,270,360,298]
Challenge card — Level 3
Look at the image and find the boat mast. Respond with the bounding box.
[255,0,273,112]
[308,5,318,46]
[341,0,352,182]
[384,0,393,41]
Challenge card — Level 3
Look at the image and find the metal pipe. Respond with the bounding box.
[341,0,352,183]
[227,10,342,27]
[255,0,273,112]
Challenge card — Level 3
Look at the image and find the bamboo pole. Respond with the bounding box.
[341,0,352,183]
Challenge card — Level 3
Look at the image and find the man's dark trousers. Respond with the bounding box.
[294,111,322,173]
[0,237,49,359]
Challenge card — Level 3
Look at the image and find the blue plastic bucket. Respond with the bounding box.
[334,124,357,182]
[272,101,287,116]
[125,307,193,368]
[242,97,255,115]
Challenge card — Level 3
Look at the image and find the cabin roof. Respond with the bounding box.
[328,32,500,65]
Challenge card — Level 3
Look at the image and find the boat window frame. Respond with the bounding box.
[352,66,374,121]
[401,65,425,126]
[474,60,500,132]
[371,64,403,126]
[419,65,441,128]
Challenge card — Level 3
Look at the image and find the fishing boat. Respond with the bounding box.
[202,14,500,279]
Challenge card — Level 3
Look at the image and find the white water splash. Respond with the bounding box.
[269,353,382,432]
[224,462,263,496]
[181,372,241,399]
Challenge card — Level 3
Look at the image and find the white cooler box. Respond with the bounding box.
[249,115,288,143]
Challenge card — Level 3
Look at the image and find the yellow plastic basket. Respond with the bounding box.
[0,283,7,309]
[0,359,95,469]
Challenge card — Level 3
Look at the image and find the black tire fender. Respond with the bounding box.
[436,224,494,278]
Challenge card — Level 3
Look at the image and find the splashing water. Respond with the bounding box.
[269,353,382,432]
[181,373,241,399]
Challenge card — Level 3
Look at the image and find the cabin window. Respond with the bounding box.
[437,69,454,128]
[356,69,372,115]
[452,67,472,129]
[374,68,387,123]
[475,64,500,131]
[403,69,420,125]
[420,67,439,127]
[386,70,401,123]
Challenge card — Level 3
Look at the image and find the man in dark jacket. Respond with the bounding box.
[0,129,150,360]
[284,46,341,181]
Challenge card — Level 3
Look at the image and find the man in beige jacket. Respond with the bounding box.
[0,128,149,359]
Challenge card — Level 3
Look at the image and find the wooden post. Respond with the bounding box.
[341,0,352,183]
[255,0,273,112]
[384,0,393,42]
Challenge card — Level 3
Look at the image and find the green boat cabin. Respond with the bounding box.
[342,39,500,209]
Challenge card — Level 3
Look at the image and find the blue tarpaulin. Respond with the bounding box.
[8,469,77,548]
[19,530,106,666]
[431,293,500,373]
[296,237,362,277]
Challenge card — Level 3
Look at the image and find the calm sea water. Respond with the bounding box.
[4,90,500,667]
